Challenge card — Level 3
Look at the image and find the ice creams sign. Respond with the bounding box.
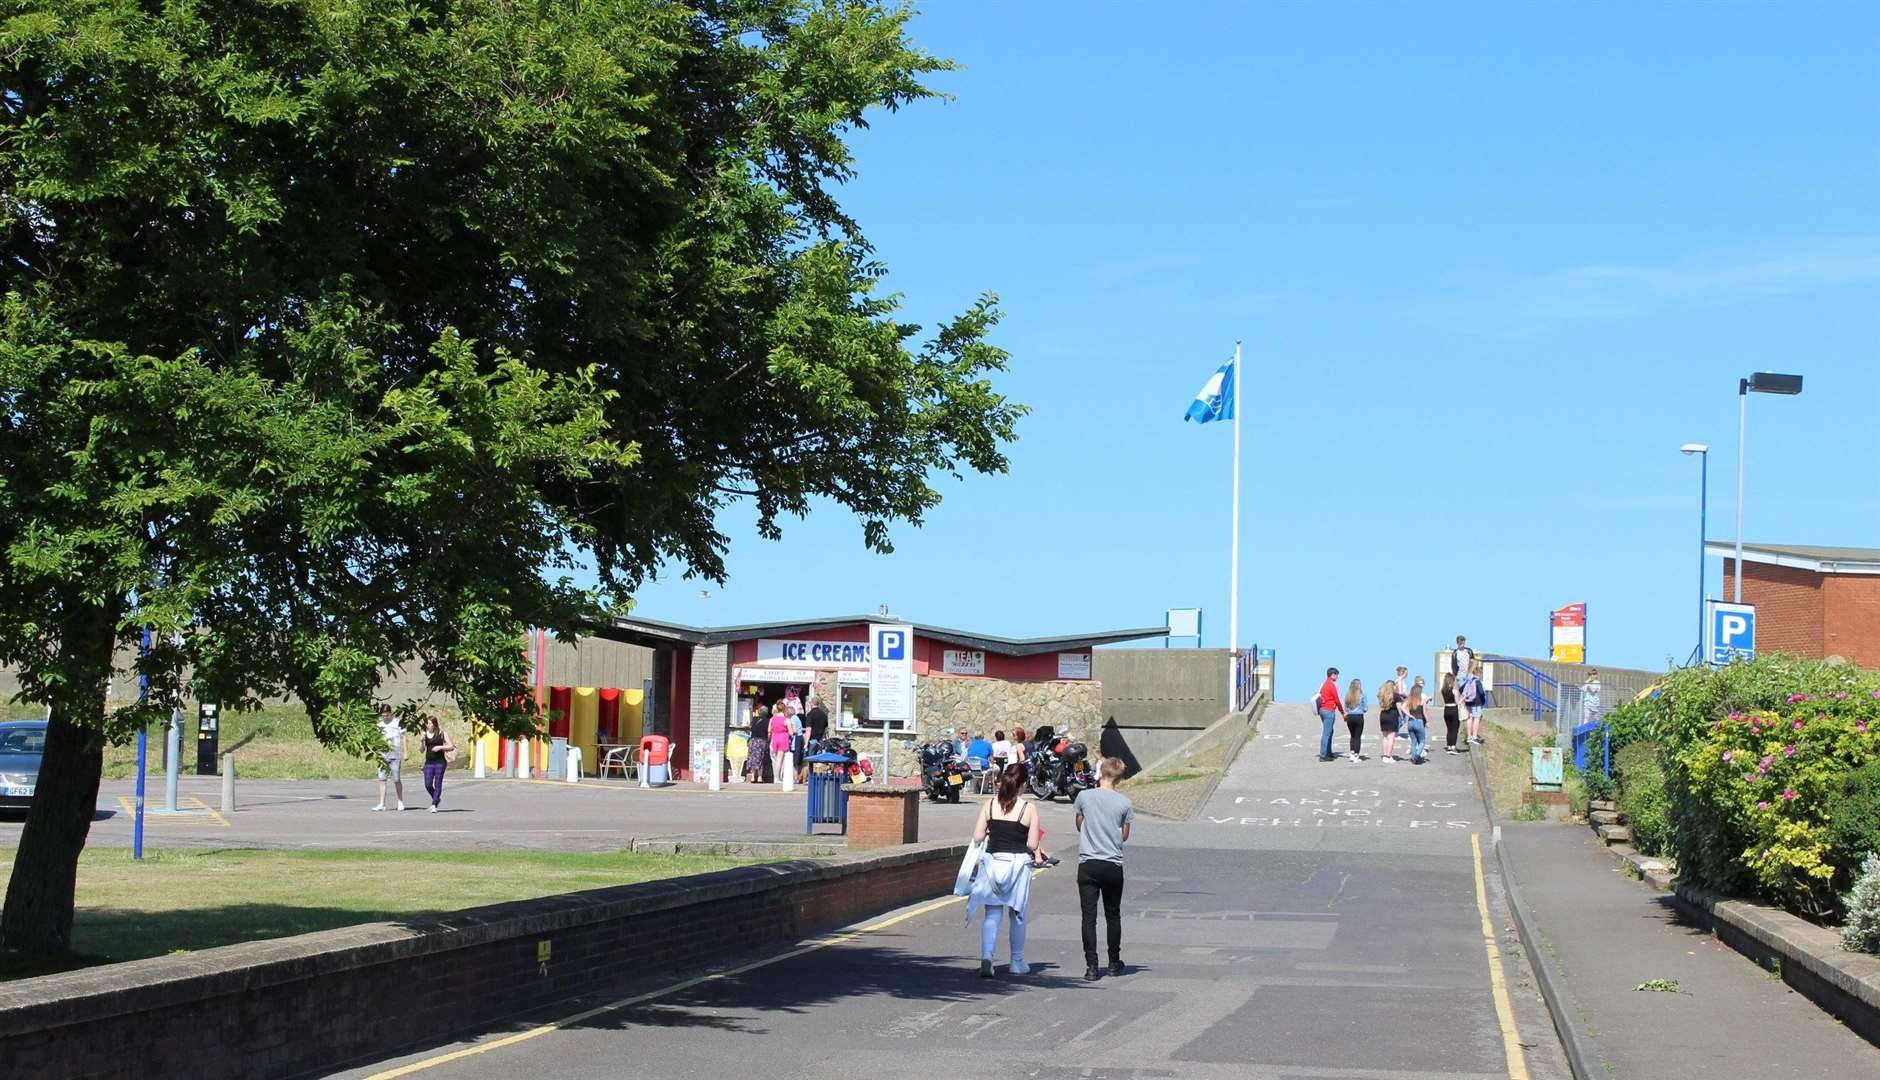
[757,638,872,668]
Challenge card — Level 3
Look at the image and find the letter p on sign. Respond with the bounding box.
[1709,601,1756,664]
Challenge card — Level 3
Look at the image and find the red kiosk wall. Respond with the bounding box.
[547,686,573,738]
[671,649,693,779]
[597,688,621,742]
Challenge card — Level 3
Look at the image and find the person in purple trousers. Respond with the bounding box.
[418,715,456,813]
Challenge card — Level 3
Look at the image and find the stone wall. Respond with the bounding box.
[916,675,1100,746]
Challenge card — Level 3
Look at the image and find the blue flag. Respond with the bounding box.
[1183,357,1235,424]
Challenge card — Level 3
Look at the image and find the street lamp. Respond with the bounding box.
[1735,372,1804,602]
[1681,443,1708,659]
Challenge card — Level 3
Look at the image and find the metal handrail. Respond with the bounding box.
[1483,654,1559,726]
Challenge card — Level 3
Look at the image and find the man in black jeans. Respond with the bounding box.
[1073,756,1135,980]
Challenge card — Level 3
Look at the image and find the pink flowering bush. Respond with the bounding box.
[1678,686,1880,916]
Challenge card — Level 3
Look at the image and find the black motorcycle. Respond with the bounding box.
[917,742,967,803]
[1026,734,1095,801]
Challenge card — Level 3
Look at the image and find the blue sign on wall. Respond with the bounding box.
[1707,601,1756,664]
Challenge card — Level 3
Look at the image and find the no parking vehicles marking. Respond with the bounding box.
[1207,815,1473,828]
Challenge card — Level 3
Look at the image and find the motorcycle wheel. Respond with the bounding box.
[1028,773,1054,801]
[947,785,961,804]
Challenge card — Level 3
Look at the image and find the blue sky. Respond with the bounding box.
[622,2,1880,700]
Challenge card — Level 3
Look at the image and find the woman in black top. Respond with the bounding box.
[419,716,455,812]
[1441,673,1462,753]
[1377,680,1402,763]
[967,763,1040,978]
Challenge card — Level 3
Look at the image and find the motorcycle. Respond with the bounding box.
[816,737,865,782]
[1025,732,1095,801]
[917,741,968,803]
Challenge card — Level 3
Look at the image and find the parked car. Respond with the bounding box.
[0,720,46,812]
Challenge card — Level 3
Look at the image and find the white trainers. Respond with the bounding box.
[1010,960,1031,975]
[429,804,438,813]
[1347,753,1360,763]
[1380,756,1394,765]
[371,804,385,812]
[396,801,407,811]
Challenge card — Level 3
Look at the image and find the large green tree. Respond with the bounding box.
[0,0,1022,956]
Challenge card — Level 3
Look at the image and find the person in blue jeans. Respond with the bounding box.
[1404,686,1430,764]
[1315,667,1343,761]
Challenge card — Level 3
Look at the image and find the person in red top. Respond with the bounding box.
[1316,667,1342,761]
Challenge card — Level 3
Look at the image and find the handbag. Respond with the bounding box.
[952,840,986,896]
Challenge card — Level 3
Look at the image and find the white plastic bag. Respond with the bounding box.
[952,840,986,896]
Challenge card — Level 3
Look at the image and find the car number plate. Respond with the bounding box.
[2,785,33,797]
[948,774,964,785]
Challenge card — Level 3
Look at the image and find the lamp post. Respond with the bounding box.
[1681,443,1708,660]
[1734,372,1804,602]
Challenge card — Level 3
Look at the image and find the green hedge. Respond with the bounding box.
[1643,655,1880,918]
[1614,742,1669,857]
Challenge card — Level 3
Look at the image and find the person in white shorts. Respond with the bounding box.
[373,706,406,812]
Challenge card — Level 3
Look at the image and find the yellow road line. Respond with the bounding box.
[189,796,230,828]
[363,891,972,1079]
[1472,832,1531,1080]
[113,795,229,826]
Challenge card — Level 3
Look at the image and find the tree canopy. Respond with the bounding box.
[0,0,1022,953]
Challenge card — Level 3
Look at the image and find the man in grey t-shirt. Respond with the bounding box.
[1074,757,1135,981]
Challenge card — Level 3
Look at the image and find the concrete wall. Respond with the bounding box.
[0,843,964,1080]
[1092,648,1230,776]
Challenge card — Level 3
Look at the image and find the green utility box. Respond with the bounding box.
[1530,745,1564,792]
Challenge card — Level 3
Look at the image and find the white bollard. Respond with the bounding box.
[516,740,530,780]
[473,740,486,779]
[566,746,582,783]
[780,752,795,792]
[221,753,235,813]
[705,743,721,792]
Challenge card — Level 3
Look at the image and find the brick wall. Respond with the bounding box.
[847,786,921,850]
[1729,559,1826,658]
[689,644,731,780]
[1824,574,1880,667]
[0,843,964,1080]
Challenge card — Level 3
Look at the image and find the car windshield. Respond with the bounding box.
[0,725,48,754]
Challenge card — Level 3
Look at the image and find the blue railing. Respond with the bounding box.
[1572,719,1612,776]
[1483,655,1560,726]
[1233,644,1259,712]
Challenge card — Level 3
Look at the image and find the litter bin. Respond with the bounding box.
[804,752,852,835]
[640,734,671,785]
[547,737,569,780]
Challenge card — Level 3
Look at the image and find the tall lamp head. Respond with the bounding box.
[1680,443,1709,456]
[1741,372,1804,396]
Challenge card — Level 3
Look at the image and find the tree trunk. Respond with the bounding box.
[0,609,115,957]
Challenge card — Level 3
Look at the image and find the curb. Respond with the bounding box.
[1470,746,1602,1080]
[1671,882,1880,1049]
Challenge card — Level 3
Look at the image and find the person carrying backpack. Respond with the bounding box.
[1461,660,1488,745]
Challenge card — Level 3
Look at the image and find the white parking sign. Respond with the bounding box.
[1707,601,1756,664]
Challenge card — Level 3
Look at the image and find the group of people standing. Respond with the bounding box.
[740,689,829,785]
[1315,635,1490,764]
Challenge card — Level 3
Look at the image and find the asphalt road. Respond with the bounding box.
[332,703,1571,1080]
[0,773,1074,853]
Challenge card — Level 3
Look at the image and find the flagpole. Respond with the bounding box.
[1229,340,1242,709]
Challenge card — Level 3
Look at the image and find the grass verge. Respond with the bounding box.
[1483,717,1554,817]
[0,846,759,981]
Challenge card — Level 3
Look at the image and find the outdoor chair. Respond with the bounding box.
[599,745,637,780]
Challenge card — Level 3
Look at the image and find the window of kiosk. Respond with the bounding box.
[737,678,812,734]
[839,682,910,731]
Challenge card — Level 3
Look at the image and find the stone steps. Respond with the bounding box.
[1590,799,1617,813]
[1590,809,1622,827]
[1597,823,1633,845]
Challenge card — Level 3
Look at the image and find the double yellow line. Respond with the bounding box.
[1472,832,1531,1079]
[116,795,229,828]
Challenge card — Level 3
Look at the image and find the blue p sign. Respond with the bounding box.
[879,630,906,660]
[1710,602,1756,664]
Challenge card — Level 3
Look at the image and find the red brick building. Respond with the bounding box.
[1708,542,1880,667]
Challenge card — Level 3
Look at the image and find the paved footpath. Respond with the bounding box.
[335,704,1570,1080]
[1501,822,1880,1079]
